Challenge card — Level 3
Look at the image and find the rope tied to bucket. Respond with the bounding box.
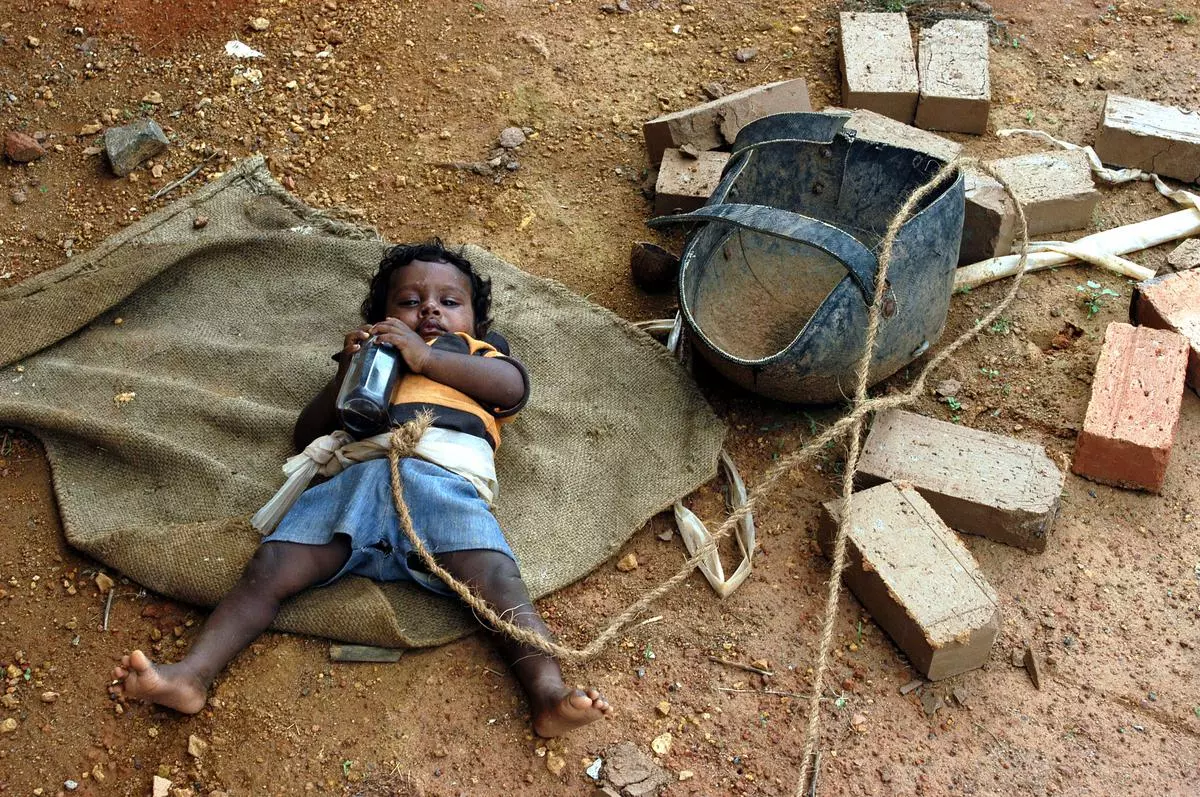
[384,157,1032,793]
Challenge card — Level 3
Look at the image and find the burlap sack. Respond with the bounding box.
[0,156,725,647]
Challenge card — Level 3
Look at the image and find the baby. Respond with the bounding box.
[113,240,611,737]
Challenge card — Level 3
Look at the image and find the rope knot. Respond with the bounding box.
[388,409,435,459]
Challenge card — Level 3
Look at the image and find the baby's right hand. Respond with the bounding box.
[339,325,373,366]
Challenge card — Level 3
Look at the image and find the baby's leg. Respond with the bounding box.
[436,550,611,737]
[112,538,350,714]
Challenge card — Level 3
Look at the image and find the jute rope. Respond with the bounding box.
[386,158,1032,788]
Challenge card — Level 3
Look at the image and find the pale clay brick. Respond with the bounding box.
[1094,94,1200,184]
[654,148,729,215]
[988,149,1099,237]
[819,482,1000,681]
[1072,323,1189,493]
[960,167,1016,264]
[1166,239,1200,271]
[857,409,1064,552]
[839,12,919,124]
[826,106,962,162]
[642,78,811,165]
[916,20,990,135]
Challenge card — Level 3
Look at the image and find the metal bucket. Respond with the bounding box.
[649,112,964,404]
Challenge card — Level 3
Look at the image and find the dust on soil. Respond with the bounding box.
[2,0,1199,795]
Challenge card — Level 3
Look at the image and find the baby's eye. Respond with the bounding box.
[396,299,419,307]
[442,298,460,307]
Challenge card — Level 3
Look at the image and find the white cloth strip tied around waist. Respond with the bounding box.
[250,426,498,534]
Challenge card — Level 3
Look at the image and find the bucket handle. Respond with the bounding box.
[648,202,879,306]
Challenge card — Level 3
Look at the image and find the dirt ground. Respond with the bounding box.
[2,0,1199,795]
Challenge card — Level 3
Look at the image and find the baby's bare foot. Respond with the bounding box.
[532,686,612,738]
[111,650,207,715]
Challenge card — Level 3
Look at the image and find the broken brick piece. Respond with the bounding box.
[654,148,729,215]
[915,20,990,135]
[642,78,811,165]
[1166,239,1200,271]
[818,482,1001,681]
[857,409,1064,552]
[1072,322,1189,493]
[839,12,919,123]
[960,167,1016,264]
[989,149,1100,237]
[1132,269,1200,393]
[1093,94,1200,185]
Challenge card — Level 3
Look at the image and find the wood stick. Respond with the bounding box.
[102,589,115,631]
[708,655,774,676]
[715,686,812,699]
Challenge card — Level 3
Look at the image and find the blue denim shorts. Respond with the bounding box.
[263,457,515,596]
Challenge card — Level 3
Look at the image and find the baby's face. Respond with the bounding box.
[385,259,477,340]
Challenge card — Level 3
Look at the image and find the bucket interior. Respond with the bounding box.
[688,226,864,361]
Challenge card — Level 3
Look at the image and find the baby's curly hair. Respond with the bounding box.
[362,239,492,335]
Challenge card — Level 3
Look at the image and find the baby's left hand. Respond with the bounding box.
[369,318,432,373]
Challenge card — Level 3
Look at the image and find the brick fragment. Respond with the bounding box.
[1166,239,1200,271]
[1132,269,1200,393]
[839,12,919,123]
[1093,94,1200,184]
[960,167,1016,264]
[818,482,1000,680]
[4,130,46,163]
[642,78,811,165]
[654,148,728,215]
[827,106,961,162]
[1072,323,1189,492]
[857,409,1064,552]
[989,149,1100,237]
[915,20,990,135]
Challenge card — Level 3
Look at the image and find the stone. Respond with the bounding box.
[650,732,672,755]
[545,752,565,776]
[0,717,17,733]
[1093,94,1200,184]
[839,12,919,123]
[95,572,115,593]
[498,126,526,149]
[616,553,639,572]
[818,482,1000,680]
[857,410,1065,552]
[642,78,811,165]
[734,47,757,63]
[187,733,208,759]
[104,119,170,177]
[915,20,990,134]
[1072,323,1189,492]
[40,691,59,703]
[1133,268,1200,392]
[898,679,924,695]
[4,130,46,163]
[828,107,961,162]
[960,167,1016,264]
[10,189,27,205]
[328,643,402,663]
[988,149,1099,237]
[1023,647,1044,689]
[249,16,270,31]
[654,148,729,215]
[603,741,671,797]
[193,215,210,230]
[1167,239,1200,271]
[630,241,679,293]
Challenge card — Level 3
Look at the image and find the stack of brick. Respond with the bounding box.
[838,13,990,134]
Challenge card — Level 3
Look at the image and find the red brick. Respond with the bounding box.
[1072,323,1189,492]
[1133,269,1200,393]
[642,79,811,166]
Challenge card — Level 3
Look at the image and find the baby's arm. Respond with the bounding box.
[370,319,525,411]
